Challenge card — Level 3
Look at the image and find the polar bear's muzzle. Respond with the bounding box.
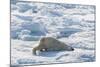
[66,46,74,51]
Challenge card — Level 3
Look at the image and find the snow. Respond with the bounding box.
[16,2,33,13]
[11,21,47,39]
[11,39,95,65]
[11,1,95,66]
[19,35,42,41]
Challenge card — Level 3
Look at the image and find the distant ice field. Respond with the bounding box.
[10,0,96,66]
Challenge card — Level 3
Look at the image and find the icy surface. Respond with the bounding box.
[11,1,95,66]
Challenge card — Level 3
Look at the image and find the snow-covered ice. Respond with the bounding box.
[11,0,96,66]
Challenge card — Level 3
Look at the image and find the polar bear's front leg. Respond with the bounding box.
[33,46,43,55]
[33,48,41,55]
[32,48,37,55]
[35,50,41,55]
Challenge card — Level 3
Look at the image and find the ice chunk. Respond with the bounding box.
[18,30,31,39]
[68,31,95,50]
[14,15,33,21]
[41,10,63,17]
[11,26,22,39]
[11,21,47,39]
[32,6,38,13]
[19,30,31,35]
[80,53,95,62]
[17,3,32,13]
[58,28,82,37]
[62,16,81,26]
[11,4,17,11]
[19,35,41,41]
[19,22,47,36]
[11,31,18,39]
[48,11,63,17]
[17,59,36,64]
[46,32,60,38]
[60,4,76,9]
[11,0,18,4]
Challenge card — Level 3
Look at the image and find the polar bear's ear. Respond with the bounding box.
[40,37,45,42]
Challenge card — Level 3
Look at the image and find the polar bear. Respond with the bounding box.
[32,37,74,55]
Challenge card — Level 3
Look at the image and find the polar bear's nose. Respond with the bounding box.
[67,46,74,51]
[71,48,74,51]
[70,47,74,51]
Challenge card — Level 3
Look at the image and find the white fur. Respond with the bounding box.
[36,50,40,55]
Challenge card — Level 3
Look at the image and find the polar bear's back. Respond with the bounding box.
[40,37,70,51]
